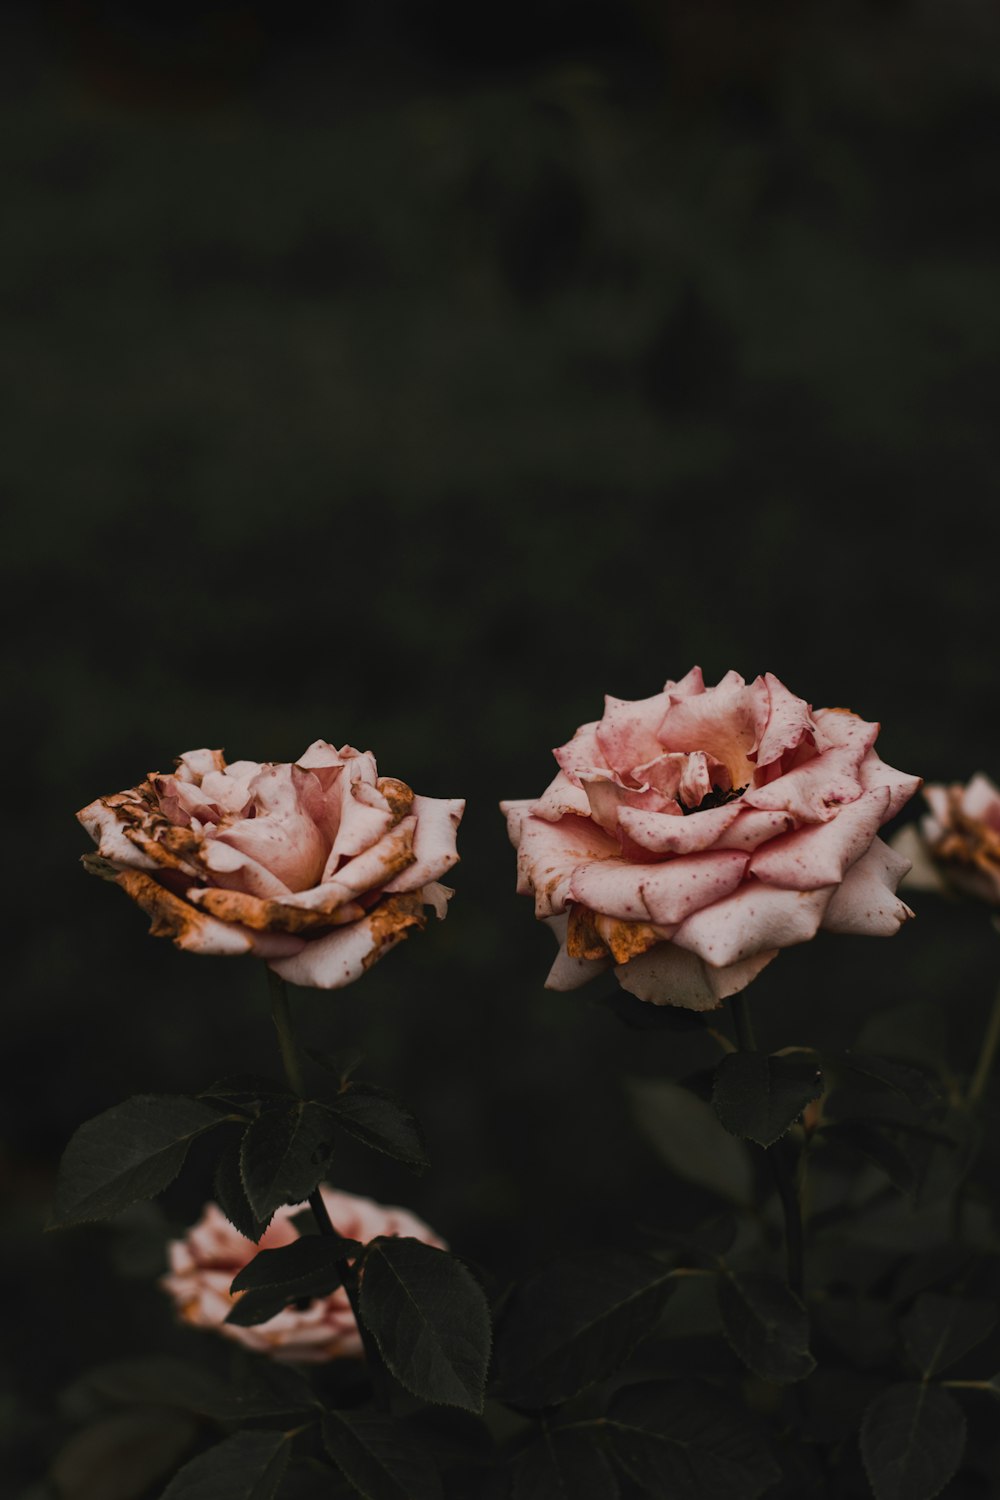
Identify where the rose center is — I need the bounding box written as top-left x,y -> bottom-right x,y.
679,783 -> 748,816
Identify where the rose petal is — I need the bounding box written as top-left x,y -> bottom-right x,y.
268,894 -> 425,989
753,673 -> 816,770
198,839 -> 293,898
553,720 -> 609,785
857,749 -> 922,820
215,764 -> 327,891
541,914 -> 613,991
615,942 -> 779,1011
531,772 -> 593,822
820,838 -> 915,936
112,869 -> 305,957
662,665 -> 707,699
962,773 -> 1000,828
512,814 -> 621,917
499,798 -> 536,851
671,880 -> 835,966
175,748 -> 226,783
891,824 -> 950,894
712,808 -> 797,851
384,797 -> 464,892
618,800 -> 739,855
569,849 -> 749,926
595,691 -> 672,777
77,798 -> 161,873
579,772 -> 675,835
812,708 -> 879,758
742,745 -> 867,824
749,786 -> 891,891
418,881 -> 454,919
657,674 -> 765,789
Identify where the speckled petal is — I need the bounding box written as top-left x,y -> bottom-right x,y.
742,746 -> 867,824
570,850 -> 749,926
671,881 -> 835,967
857,750 -> 922,820
513,814 -> 621,917
269,894 -> 426,989
77,798 -> 161,873
615,942 -> 779,1010
595,691 -> 673,776
553,720 -> 609,784
754,673 -> 816,770
618,801 -> 738,855
112,869 -> 305,958
820,838 -> 914,936
384,797 -> 464,892
749,787 -> 891,890
531,771 -> 593,822
542,914 -> 613,991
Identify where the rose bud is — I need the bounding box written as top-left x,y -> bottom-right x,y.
501,668 -> 920,1011
161,1187 -> 445,1363
893,774 -> 1000,907
77,744 -> 464,988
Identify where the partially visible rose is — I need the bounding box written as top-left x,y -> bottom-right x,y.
161,1187 -> 445,1363
893,774 -> 1000,907
77,744 -> 464,988
501,667 -> 920,1011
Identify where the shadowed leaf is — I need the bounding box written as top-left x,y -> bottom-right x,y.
321,1410 -> 444,1500
712,1053 -> 822,1148
718,1272 -> 815,1384
240,1101 -> 336,1220
861,1383 -> 966,1500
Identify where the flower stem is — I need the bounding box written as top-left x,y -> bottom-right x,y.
967,979 -> 1000,1108
267,969 -> 306,1097
730,993 -> 804,1298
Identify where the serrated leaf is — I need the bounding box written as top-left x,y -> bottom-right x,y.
718,1272 -> 815,1384
629,1079 -> 754,1205
605,1380 -> 781,1499
900,1293 -> 997,1378
240,1101 -> 336,1220
201,1076 -> 295,1109
492,1250 -> 675,1410
512,1426 -> 620,1500
321,1410 -> 443,1500
860,1383 -> 966,1500
160,1429 -> 292,1500
227,1236 -> 357,1327
52,1096 -> 226,1227
50,1409 -> 199,1500
359,1238 -> 492,1413
215,1135 -> 271,1242
712,1053 -> 822,1148
328,1084 -> 428,1170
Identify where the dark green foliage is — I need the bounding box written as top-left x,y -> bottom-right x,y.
326,1083 -> 428,1170
239,1102 -> 336,1220
49,1408 -> 199,1500
51,1096 -> 226,1227
201,1077 -> 296,1110
712,1053 -> 823,1148
491,1250 -> 675,1410
358,1238 -> 492,1413
159,1429 -> 293,1500
67,1355 -> 315,1422
215,1134 -> 272,1242
322,1410 -> 444,1500
629,1078 -> 754,1204
899,1293 -> 997,1378
860,1383 -> 966,1500
227,1236 -> 357,1327
717,1272 -> 815,1384
512,1426 -> 620,1500
604,1380 -> 782,1499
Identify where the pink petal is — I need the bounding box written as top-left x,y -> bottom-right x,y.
662,665 -> 706,699
749,787 -> 890,891
284,818 -> 417,909
812,708 -> 879,758
820,838 -> 915,936
499,798 -> 536,852
198,839 -> 293,898
418,881 -> 454,919
753,673 -> 816,770
199,762 -> 261,816
742,745 -> 866,824
657,674 -> 765,790
542,914 -> 613,991
713,808 -> 797,850
595,691 -> 672,776
384,796 -> 464,893
618,801 -> 739,855
671,880 -> 835,966
513,814 -> 621,917
77,798 -> 161,873
216,764 -> 327,892
323,780 -> 394,873
962,773 -> 1000,829
857,750 -> 922,820
553,720 -> 609,784
570,850 -> 749,925
175,748 -> 226,783
269,895 -> 425,989
580,772 -> 675,835
531,772 -> 593,822
615,942 -> 779,1011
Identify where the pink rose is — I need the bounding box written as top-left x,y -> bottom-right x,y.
77,744 -> 464,988
161,1187 -> 446,1363
893,773 -> 1000,907
501,667 -> 920,1010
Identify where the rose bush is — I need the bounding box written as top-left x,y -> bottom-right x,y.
894,773 -> 1000,907
161,1187 -> 445,1363
77,743 -> 464,988
501,667 -> 920,1009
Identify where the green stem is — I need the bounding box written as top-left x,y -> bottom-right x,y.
265,970 -> 390,1411
967,979 -> 1000,1107
730,993 -> 804,1298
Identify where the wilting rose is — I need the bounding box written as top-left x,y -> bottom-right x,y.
501,668 -> 920,1010
893,774 -> 1000,907
77,744 -> 464,989
161,1187 -> 445,1363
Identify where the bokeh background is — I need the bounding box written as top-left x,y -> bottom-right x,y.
4,0 -> 1000,1488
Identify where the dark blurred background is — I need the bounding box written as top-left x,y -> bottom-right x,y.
3,0 -> 1000,1486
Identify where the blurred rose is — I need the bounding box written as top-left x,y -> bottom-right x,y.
78,743 -> 463,988
893,773 -> 1000,907
501,667 -> 920,1010
161,1187 -> 445,1363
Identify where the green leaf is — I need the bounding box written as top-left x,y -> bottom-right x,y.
491,1250 -> 675,1410
717,1272 -> 815,1384
328,1083 -> 428,1170
604,1380 -> 781,1499
50,1409 -> 199,1500
160,1429 -> 292,1500
629,1079 -> 754,1205
227,1236 -> 357,1327
201,1076 -> 295,1109
321,1410 -> 444,1500
240,1101 -> 336,1220
51,1095 -> 226,1227
359,1238 -> 492,1413
834,1053 -> 939,1110
214,1134 -> 272,1242
860,1383 -> 966,1500
900,1293 -> 997,1378
512,1426 -> 620,1500
712,1053 -> 822,1148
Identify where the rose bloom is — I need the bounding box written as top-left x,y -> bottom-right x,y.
501,668 -> 920,1010
77,744 -> 464,988
893,774 -> 1000,907
161,1187 -> 446,1363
